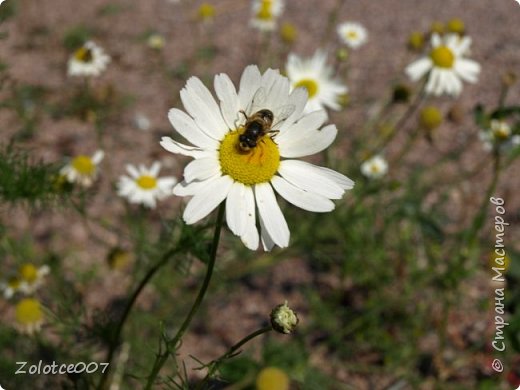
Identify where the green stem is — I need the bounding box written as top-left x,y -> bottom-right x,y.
97,247 -> 180,390
144,203 -> 226,389
196,326 -> 273,390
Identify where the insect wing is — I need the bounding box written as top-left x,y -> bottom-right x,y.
272,104 -> 296,128
247,87 -> 267,114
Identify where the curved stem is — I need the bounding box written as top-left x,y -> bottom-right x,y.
196,326 -> 273,390
144,203 -> 226,390
97,247 -> 180,390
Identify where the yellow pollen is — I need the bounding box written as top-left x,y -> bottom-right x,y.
430,46 -> 455,68
347,30 -> 358,40
72,156 -> 95,175
219,130 -> 280,185
19,264 -> 38,283
370,164 -> 381,174
257,1 -> 273,20
15,298 -> 43,325
294,78 -> 319,98
136,175 -> 158,190
74,47 -> 93,63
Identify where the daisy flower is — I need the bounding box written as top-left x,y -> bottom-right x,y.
337,22 -> 368,49
405,33 -> 480,96
1,276 -> 23,299
286,50 -> 347,113
117,162 -> 177,208
18,263 -> 50,295
68,41 -> 111,78
479,120 -> 520,152
61,150 -> 104,187
15,298 -> 44,335
361,155 -> 388,179
250,0 -> 284,32
160,65 -> 354,250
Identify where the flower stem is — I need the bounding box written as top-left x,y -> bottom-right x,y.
144,203 -> 226,389
196,326 -> 273,389
97,246 -> 180,390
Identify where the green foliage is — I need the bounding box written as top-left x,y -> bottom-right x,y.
0,0 -> 17,23
62,25 -> 93,50
0,144 -> 70,205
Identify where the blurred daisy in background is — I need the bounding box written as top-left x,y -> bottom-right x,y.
68,41 -> 110,77
15,298 -> 44,335
161,65 -> 354,250
61,150 -> 104,187
286,50 -> 347,113
361,155 -> 388,179
405,33 -> 480,96
479,120 -> 520,152
1,263 -> 50,299
147,33 -> 165,50
250,0 -> 284,31
117,162 -> 177,208
256,366 -> 290,390
337,22 -> 368,49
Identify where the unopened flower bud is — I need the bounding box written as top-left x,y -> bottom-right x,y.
270,301 -> 298,334
419,106 -> 443,131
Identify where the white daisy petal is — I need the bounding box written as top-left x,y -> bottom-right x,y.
183,175 -> 233,224
276,109 -> 328,145
279,124 -> 337,158
184,157 -> 221,183
255,183 -> 289,248
238,65 -> 262,109
214,73 -> 240,130
405,58 -> 432,81
226,182 -> 248,236
271,176 -> 334,212
239,186 -> 259,250
168,109 -> 219,149
160,137 -> 206,158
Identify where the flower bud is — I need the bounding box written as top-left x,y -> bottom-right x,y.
270,301 -> 298,334
419,106 -> 443,131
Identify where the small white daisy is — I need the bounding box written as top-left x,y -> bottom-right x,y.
250,0 -> 284,32
161,65 -> 354,251
361,155 -> 388,179
61,150 -> 104,188
479,120 -> 520,152
286,50 -> 348,113
405,33 -> 480,96
1,276 -> 22,299
68,41 -> 111,78
336,22 -> 368,49
117,162 -> 177,208
17,263 -> 50,295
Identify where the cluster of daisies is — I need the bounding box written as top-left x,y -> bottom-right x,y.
1,263 -> 49,334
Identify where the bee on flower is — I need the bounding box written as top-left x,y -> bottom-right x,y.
285,50 -> 348,114
250,0 -> 284,32
68,41 -> 111,78
161,65 -> 354,250
117,162 -> 177,208
405,33 -> 480,96
60,150 -> 104,188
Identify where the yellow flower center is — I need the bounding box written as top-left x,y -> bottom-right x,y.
71,155 -> 95,175
256,367 -> 290,390
19,264 -> 38,283
219,130 -> 280,185
74,47 -> 93,63
257,1 -> 273,20
294,78 -> 319,98
15,298 -> 43,325
347,30 -> 358,40
430,46 -> 455,68
136,175 -> 158,190
198,3 -> 215,20
370,164 -> 381,174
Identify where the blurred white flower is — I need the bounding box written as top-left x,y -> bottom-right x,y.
361,155 -> 388,179
337,22 -> 368,49
117,162 -> 177,208
286,50 -> 348,113
479,120 -> 520,152
406,33 -> 480,96
161,65 -> 354,250
250,0 -> 284,31
68,41 -> 110,77
61,150 -> 104,187
134,113 -> 151,131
